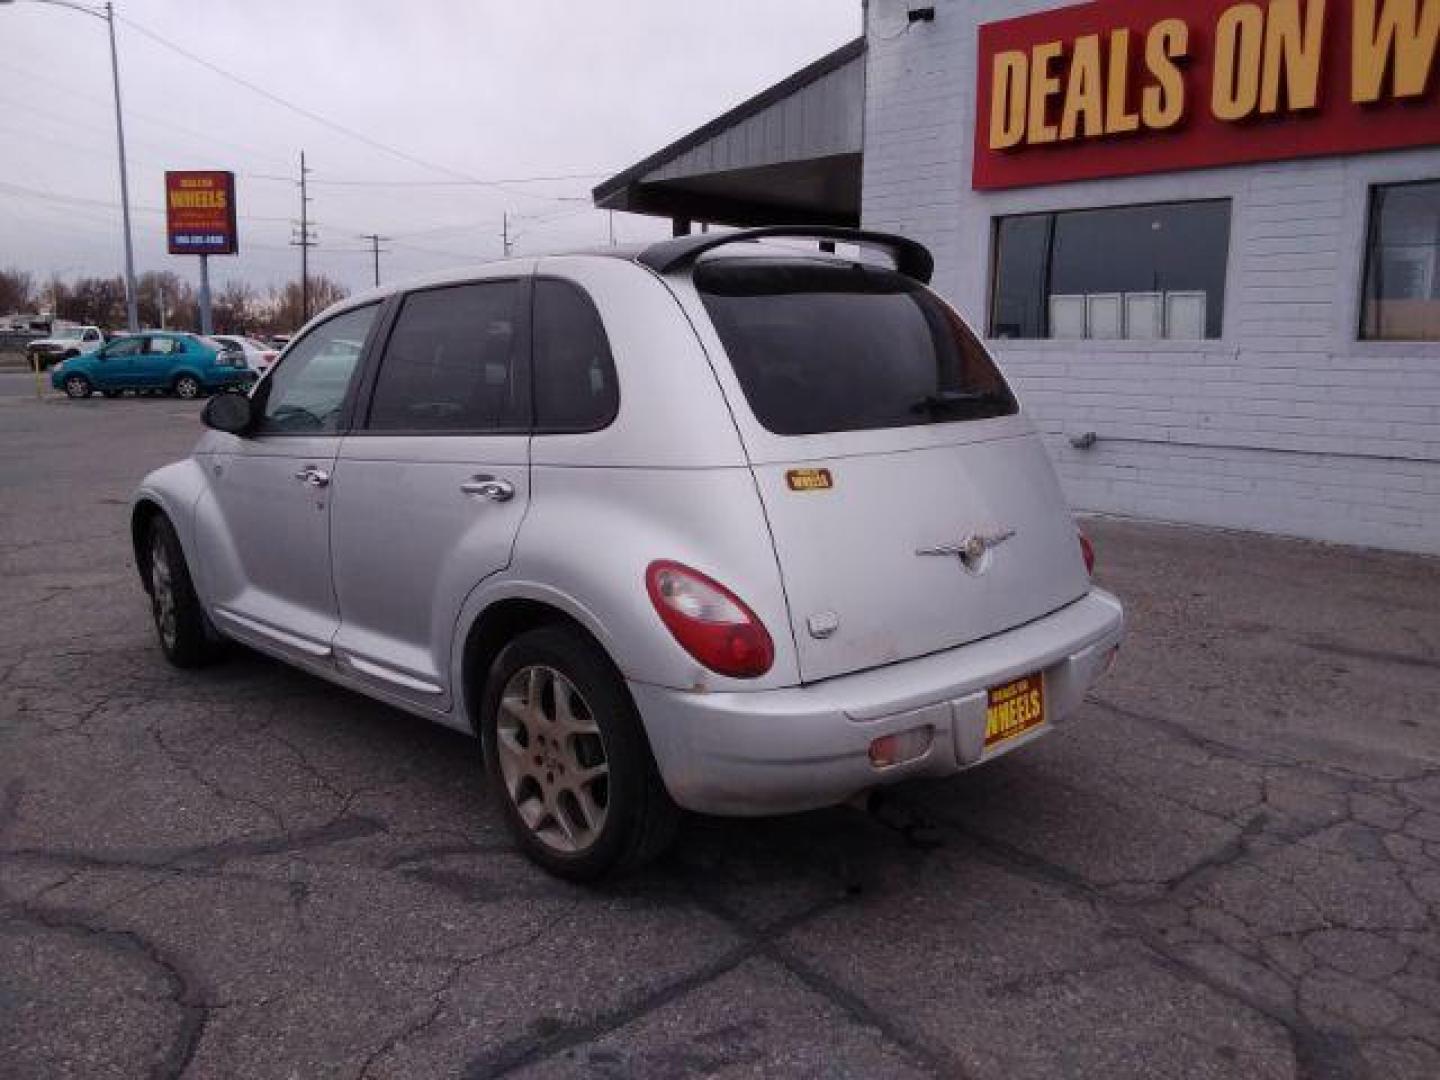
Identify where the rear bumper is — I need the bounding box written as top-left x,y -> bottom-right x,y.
629,588 -> 1124,816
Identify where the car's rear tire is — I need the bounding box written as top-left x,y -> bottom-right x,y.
479,624 -> 679,880
63,375 -> 91,399
145,515 -> 224,668
172,374 -> 202,400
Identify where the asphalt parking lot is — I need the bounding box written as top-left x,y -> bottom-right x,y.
2,372 -> 1438,1080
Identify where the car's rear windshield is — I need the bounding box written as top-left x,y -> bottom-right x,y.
695,259 -> 1017,436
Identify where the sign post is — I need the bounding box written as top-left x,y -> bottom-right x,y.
198,254 -> 213,335
164,170 -> 238,332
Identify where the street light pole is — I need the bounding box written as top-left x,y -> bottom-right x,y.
1,0 -> 140,332
104,2 -> 139,332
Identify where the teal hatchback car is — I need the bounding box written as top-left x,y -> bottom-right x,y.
52,332 -> 256,400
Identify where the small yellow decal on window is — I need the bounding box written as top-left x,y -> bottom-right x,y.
786,468 -> 833,492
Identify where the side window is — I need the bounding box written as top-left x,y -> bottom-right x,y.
83,329 -> 101,343
257,304 -> 380,434
146,337 -> 182,356
533,279 -> 618,431
366,281 -> 525,433
102,338 -> 143,359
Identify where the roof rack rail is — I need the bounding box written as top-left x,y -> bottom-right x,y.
635,226 -> 934,284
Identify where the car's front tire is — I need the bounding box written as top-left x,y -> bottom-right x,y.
480,624 -> 679,880
145,515 -> 224,668
172,374 -> 203,400
62,374 -> 91,399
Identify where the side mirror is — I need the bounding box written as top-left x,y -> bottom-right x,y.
201,392 -> 255,436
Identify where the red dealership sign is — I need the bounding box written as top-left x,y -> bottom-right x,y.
973,0 -> 1440,190
165,170 -> 238,255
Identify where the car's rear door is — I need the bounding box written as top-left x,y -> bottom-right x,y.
192,303 -> 384,661
677,256 -> 1090,684
328,271 -> 533,709
134,335 -> 184,389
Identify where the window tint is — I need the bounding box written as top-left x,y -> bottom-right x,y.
991,200 -> 1231,340
258,303 -> 378,434
367,282 -> 524,432
1361,179 -> 1440,341
83,329 -> 101,342
697,260 -> 1017,436
533,279 -> 618,431
102,338 -> 143,358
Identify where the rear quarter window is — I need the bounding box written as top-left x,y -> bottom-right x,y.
695,260 -> 1017,436
533,279 -> 618,432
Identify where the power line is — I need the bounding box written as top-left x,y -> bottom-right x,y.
304,172 -> 607,189
117,14 -> 514,189
0,58 -> 297,172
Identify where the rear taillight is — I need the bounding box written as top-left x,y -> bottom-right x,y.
645,560 -> 774,679
1079,531 -> 1096,577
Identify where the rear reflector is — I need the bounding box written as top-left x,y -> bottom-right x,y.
646,561 -> 775,679
869,726 -> 934,769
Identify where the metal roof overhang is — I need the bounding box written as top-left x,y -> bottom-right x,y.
593,38 -> 864,228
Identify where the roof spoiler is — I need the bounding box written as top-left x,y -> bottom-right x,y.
636,226 -> 935,285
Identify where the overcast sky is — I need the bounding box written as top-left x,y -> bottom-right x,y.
0,0 -> 859,296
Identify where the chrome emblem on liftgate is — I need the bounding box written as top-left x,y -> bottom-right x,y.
917,529 -> 1017,574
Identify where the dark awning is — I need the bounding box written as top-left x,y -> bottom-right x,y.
593,38 -> 864,228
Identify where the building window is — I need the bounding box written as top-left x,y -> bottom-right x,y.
989,200 -> 1231,341
1361,180 -> 1440,342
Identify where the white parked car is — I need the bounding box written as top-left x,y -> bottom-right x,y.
211,334 -> 279,373
131,228 -> 1124,880
26,324 -> 105,369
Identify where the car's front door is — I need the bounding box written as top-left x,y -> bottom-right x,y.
192,303 -> 384,662
91,336 -> 143,388
329,277 -> 532,708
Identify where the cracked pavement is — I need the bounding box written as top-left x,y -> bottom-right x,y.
2,375 -> 1438,1079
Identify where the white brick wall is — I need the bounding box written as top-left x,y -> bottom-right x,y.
862,0 -> 1440,555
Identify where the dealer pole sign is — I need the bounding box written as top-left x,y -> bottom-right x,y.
164,171 -> 238,334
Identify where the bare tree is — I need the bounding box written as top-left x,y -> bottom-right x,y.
256,276 -> 349,335
0,268 -> 34,315
137,272 -> 194,330
66,277 -> 127,328
213,280 -> 257,333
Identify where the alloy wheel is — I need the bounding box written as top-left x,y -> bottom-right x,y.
64,376 -> 88,398
175,376 -> 200,399
149,535 -> 178,650
495,664 -> 610,854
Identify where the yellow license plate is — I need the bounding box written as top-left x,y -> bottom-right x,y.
985,672 -> 1045,749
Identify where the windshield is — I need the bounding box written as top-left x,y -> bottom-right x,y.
52,328 -> 83,341
695,259 -> 1017,436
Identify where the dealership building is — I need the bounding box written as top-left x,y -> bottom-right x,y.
596,0 -> 1440,555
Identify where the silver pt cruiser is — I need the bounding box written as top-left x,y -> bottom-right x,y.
133,227 -> 1124,879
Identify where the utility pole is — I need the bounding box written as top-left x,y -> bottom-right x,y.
361,233 -> 390,288
0,1 -> 139,331
290,150 -> 316,325
502,212 -> 512,257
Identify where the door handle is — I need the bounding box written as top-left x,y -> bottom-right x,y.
293,465 -> 330,488
460,475 -> 515,502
